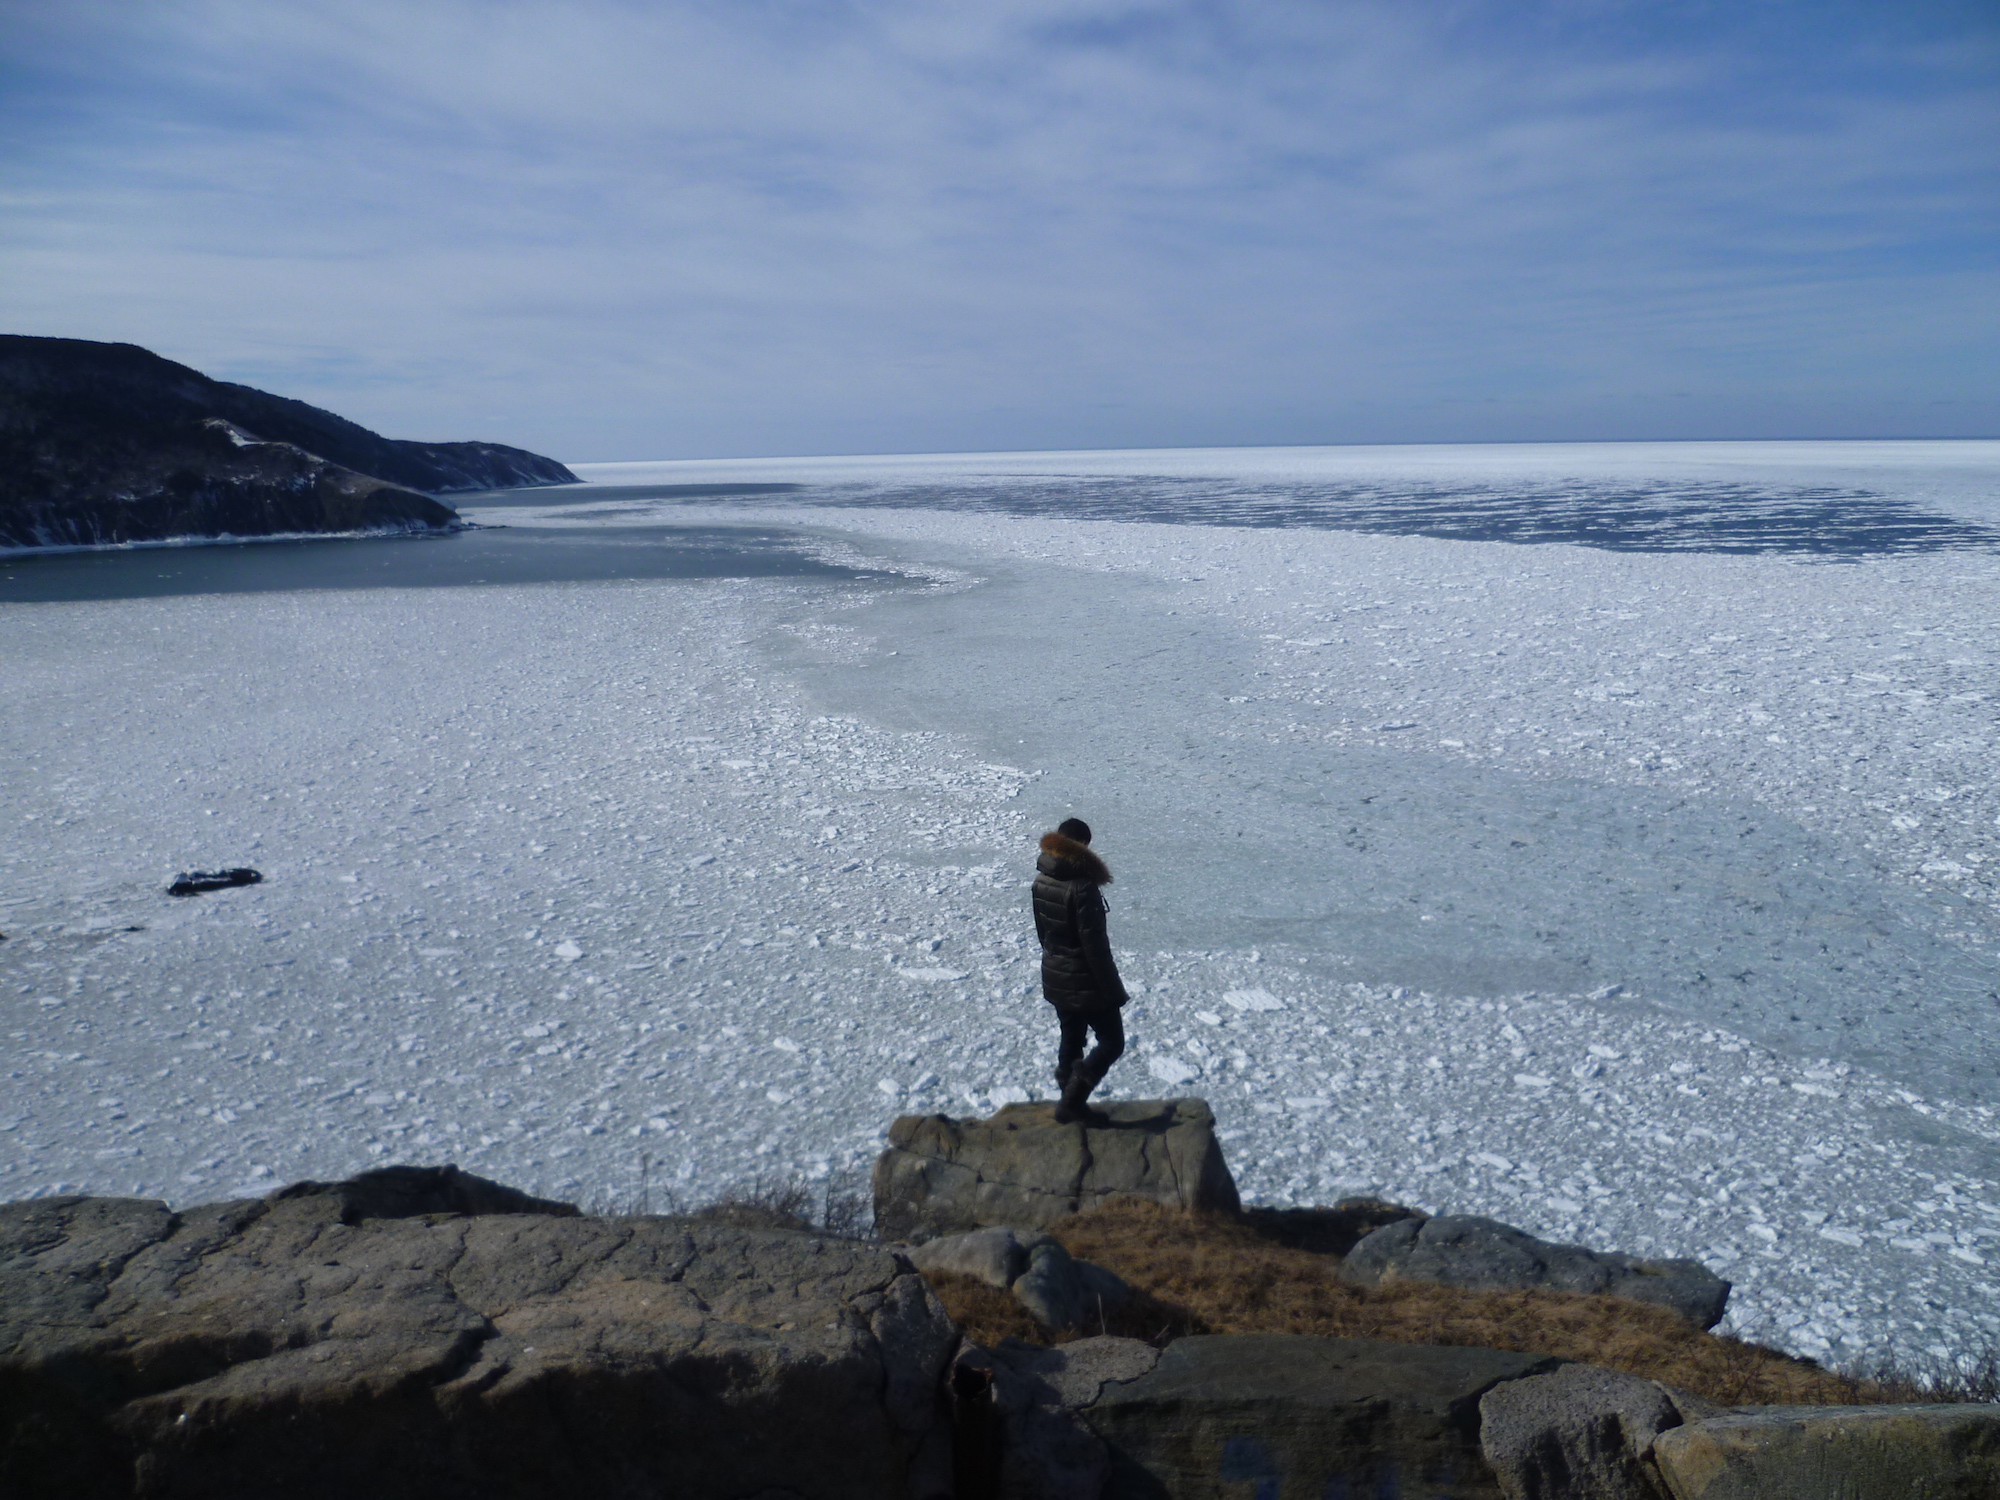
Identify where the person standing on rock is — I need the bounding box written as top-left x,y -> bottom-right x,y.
1033,818 -> 1128,1125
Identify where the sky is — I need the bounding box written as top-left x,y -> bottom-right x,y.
1,1 -> 1996,459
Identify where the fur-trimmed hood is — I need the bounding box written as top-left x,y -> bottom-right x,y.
1038,830 -> 1111,885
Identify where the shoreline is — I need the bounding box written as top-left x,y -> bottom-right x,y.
0,518 -> 463,561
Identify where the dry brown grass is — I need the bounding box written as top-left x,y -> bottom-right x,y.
923,1265 -> 1203,1350
919,1198 -> 1920,1408
922,1271 -> 1049,1347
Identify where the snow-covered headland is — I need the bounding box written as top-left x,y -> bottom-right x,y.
3,440 -> 1997,1371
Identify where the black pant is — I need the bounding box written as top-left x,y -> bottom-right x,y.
1057,1007 -> 1125,1088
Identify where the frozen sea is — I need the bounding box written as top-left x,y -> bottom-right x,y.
4,439 -> 1999,1371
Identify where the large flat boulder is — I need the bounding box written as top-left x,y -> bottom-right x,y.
1650,1404 -> 2000,1499
1479,1362 -> 1722,1500
1341,1215 -> 1731,1329
874,1098 -> 1241,1243
1083,1333 -> 1561,1498
0,1168 -> 957,1500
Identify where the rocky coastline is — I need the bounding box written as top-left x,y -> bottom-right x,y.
2,1106 -> 1994,1499
0,335 -> 576,551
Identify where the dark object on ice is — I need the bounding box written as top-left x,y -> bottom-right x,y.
272,1161 -> 580,1223
0,335 -> 577,550
1341,1212 -> 1733,1329
1033,821 -> 1127,1124
167,866 -> 262,896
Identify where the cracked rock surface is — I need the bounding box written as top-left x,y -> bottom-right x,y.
0,1166 -> 956,1500
873,1098 -> 1241,1243
1479,1362 -> 1722,1500
1649,1404 -> 2000,1500
955,1332 -> 1560,1500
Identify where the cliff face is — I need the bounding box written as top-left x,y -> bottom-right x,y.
0,336 -> 578,549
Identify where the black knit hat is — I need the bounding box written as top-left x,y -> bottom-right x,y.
1057,818 -> 1092,844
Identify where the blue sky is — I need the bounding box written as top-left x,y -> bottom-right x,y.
2,1 -> 1995,458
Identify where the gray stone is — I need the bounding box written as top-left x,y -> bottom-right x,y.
0,1194 -> 178,1335
1082,1333 -> 1561,1498
873,1097 -> 1241,1243
0,1171 -> 958,1500
1480,1363 -> 1718,1499
906,1225 -> 1037,1289
905,1226 -> 1134,1332
1650,1403 -> 2000,1499
953,1336 -> 1161,1500
1342,1215 -> 1732,1329
1011,1240 -> 1133,1333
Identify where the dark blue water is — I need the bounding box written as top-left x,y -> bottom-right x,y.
0,522 -> 889,604
774,474 -> 2000,556
8,457 -> 1996,605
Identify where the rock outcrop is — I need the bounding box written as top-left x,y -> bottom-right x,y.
1342,1214 -> 1732,1329
1649,1403 -> 2000,1499
873,1098 -> 1241,1243
906,1225 -> 1133,1331
1088,1335 -> 1565,1498
8,1153 -> 1987,1500
0,335 -> 576,550
951,1332 -> 2000,1500
1479,1363 -> 1722,1500
0,1167 -> 956,1500
954,1332 -> 1563,1499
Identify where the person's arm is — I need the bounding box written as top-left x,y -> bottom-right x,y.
1032,883 -> 1057,951
1072,885 -> 1128,1004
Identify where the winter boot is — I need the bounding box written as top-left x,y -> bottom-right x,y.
1052,1069 -> 1108,1128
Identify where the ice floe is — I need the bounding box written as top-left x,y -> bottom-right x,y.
4,440 -> 1999,1371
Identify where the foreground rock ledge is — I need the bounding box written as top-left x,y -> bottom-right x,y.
0,1168 -> 955,1500
10,1165 -> 2000,1500
874,1098 -> 1242,1243
1087,1333 -> 1558,1500
1650,1403 -> 2000,1499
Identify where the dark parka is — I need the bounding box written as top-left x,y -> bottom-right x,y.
1032,831 -> 1128,1012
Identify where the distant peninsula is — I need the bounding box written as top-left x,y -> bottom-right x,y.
0,335 -> 577,551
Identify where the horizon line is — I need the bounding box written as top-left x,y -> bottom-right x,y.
561,434 -> 2000,468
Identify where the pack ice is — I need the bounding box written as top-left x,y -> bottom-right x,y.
4,439 -> 1998,1374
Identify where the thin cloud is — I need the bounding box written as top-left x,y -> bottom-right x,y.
0,0 -> 1993,454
